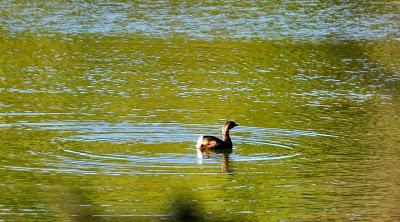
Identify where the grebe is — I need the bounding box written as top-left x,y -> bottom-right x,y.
196,121 -> 238,151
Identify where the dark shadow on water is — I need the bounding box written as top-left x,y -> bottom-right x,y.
166,194 -> 205,222
47,185 -> 103,222
165,192 -> 240,222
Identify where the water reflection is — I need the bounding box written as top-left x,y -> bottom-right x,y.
2,1 -> 398,40
197,148 -> 232,173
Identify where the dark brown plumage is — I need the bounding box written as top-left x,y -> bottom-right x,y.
196,121 -> 238,151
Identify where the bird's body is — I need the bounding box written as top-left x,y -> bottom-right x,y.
196,121 -> 238,151
197,135 -> 227,149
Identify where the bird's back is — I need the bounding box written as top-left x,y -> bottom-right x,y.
197,135 -> 227,150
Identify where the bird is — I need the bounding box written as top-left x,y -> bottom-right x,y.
196,121 -> 238,151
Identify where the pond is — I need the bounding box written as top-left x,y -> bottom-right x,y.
0,1 -> 399,221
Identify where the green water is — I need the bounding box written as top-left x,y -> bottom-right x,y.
1,1 -> 400,221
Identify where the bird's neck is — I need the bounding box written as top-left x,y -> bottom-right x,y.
222,129 -> 232,144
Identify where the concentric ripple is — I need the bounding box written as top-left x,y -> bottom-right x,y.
5,121 -> 332,148
1,120 -> 333,175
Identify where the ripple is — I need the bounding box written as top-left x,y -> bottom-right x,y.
25,148 -> 300,176
61,149 -> 300,165
1,120 -> 329,175
4,121 -> 333,149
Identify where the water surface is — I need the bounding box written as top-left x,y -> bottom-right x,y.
1,0 -> 400,221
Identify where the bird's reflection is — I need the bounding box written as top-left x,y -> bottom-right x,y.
197,148 -> 233,173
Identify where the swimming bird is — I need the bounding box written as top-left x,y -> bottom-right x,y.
196,121 -> 238,151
